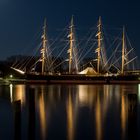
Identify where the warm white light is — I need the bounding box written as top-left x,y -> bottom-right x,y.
15,85 -> 25,103
78,85 -> 88,105
10,74 -> 13,78
11,67 -> 25,74
9,84 -> 13,102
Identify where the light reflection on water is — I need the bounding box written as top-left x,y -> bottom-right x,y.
10,84 -> 26,105
38,86 -> 47,140
0,84 -> 139,140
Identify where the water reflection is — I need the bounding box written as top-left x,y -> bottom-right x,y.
121,85 -> 138,140
0,84 -> 139,140
66,88 -> 74,140
78,85 -> 97,107
38,86 -> 47,140
9,84 -> 26,105
95,90 -> 102,140
10,84 -> 13,102
121,86 -> 128,139
9,84 -> 26,140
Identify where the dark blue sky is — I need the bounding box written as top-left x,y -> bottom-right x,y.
0,0 -> 140,60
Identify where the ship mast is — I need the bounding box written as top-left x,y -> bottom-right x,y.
41,19 -> 47,75
96,16 -> 102,74
68,16 -> 74,74
121,26 -> 125,75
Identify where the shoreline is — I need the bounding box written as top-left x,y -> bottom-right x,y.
1,79 -> 140,85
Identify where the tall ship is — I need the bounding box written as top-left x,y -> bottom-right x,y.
10,17 -> 140,84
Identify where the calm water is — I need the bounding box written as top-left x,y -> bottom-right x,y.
0,84 -> 140,140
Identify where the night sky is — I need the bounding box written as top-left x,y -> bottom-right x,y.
0,0 -> 140,60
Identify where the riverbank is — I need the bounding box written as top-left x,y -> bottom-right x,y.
4,78 -> 140,85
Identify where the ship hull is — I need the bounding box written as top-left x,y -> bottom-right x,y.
9,74 -> 140,84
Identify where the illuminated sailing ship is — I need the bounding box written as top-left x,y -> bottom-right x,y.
10,17 -> 140,83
